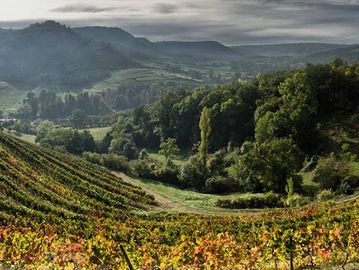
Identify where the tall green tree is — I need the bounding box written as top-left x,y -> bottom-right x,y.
230,138 -> 303,193
199,107 -> 211,172
159,137 -> 179,166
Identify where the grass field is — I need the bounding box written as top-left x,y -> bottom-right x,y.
84,68 -> 199,93
81,126 -> 111,142
17,133 -> 36,144
115,172 -> 272,215
0,82 -> 26,115
148,152 -> 187,166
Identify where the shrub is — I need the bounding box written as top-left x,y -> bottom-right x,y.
340,143 -> 358,162
101,153 -> 130,172
205,176 -> 233,194
337,180 -> 351,195
133,158 -> 181,186
82,152 -> 130,172
153,165 -> 181,186
284,193 -> 310,208
109,138 -> 138,160
138,149 -> 149,160
208,149 -> 228,177
122,141 -> 138,160
344,175 -> 359,190
133,159 -> 158,179
82,152 -> 102,165
216,193 -> 283,209
38,129 -> 96,155
312,154 -> 349,189
229,138 -> 303,194
316,189 -> 335,202
179,155 -> 207,189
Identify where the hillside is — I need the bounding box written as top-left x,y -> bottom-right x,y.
307,44 -> 359,63
0,21 -> 358,104
1,84 -> 359,268
0,82 -> 25,114
0,21 -> 138,90
1,21 -> 359,119
155,41 -> 235,59
233,43 -> 346,57
73,26 -> 161,60
0,131 -> 156,221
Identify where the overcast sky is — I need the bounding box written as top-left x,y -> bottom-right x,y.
0,0 -> 358,45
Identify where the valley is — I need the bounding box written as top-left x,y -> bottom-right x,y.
1,21 -> 359,118
0,17 -> 359,270
0,131 -> 358,270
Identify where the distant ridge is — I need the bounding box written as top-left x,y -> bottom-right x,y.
0,20 -> 357,91
155,41 -> 235,57
0,21 -> 138,90
24,20 -> 72,33
232,43 -> 347,57
306,44 -> 359,63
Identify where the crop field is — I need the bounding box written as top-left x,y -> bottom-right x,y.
0,131 -> 358,269
0,131 -> 156,217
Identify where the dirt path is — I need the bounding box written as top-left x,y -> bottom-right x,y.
113,172 -> 190,212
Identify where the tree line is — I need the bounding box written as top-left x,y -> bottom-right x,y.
105,60 -> 359,195
12,82 -> 193,123
9,61 -> 358,198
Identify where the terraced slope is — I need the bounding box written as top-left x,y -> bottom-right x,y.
0,131 -> 156,222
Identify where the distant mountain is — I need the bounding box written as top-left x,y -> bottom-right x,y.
155,41 -> 236,59
0,20 -> 358,93
0,21 -> 138,90
306,44 -> 359,63
73,26 -> 162,60
233,43 -> 347,57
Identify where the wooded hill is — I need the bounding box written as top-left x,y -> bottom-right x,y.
1,20 -> 358,91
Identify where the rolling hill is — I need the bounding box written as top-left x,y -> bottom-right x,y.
73,26 -> 161,60
0,131 -> 156,222
0,21 -> 138,90
155,41 -> 235,59
0,125 -> 358,269
233,43 -> 346,57
0,21 -> 357,94
0,82 -> 26,114
307,44 -> 359,63
1,21 -> 359,117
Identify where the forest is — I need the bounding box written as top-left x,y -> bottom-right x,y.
4,61 -> 358,209
89,61 -> 359,199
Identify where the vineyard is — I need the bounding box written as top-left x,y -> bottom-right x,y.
0,131 -> 156,220
0,131 -> 358,269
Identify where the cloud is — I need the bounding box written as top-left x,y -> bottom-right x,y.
262,0 -> 359,11
153,3 -> 178,14
1,0 -> 359,45
52,4 -> 116,13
